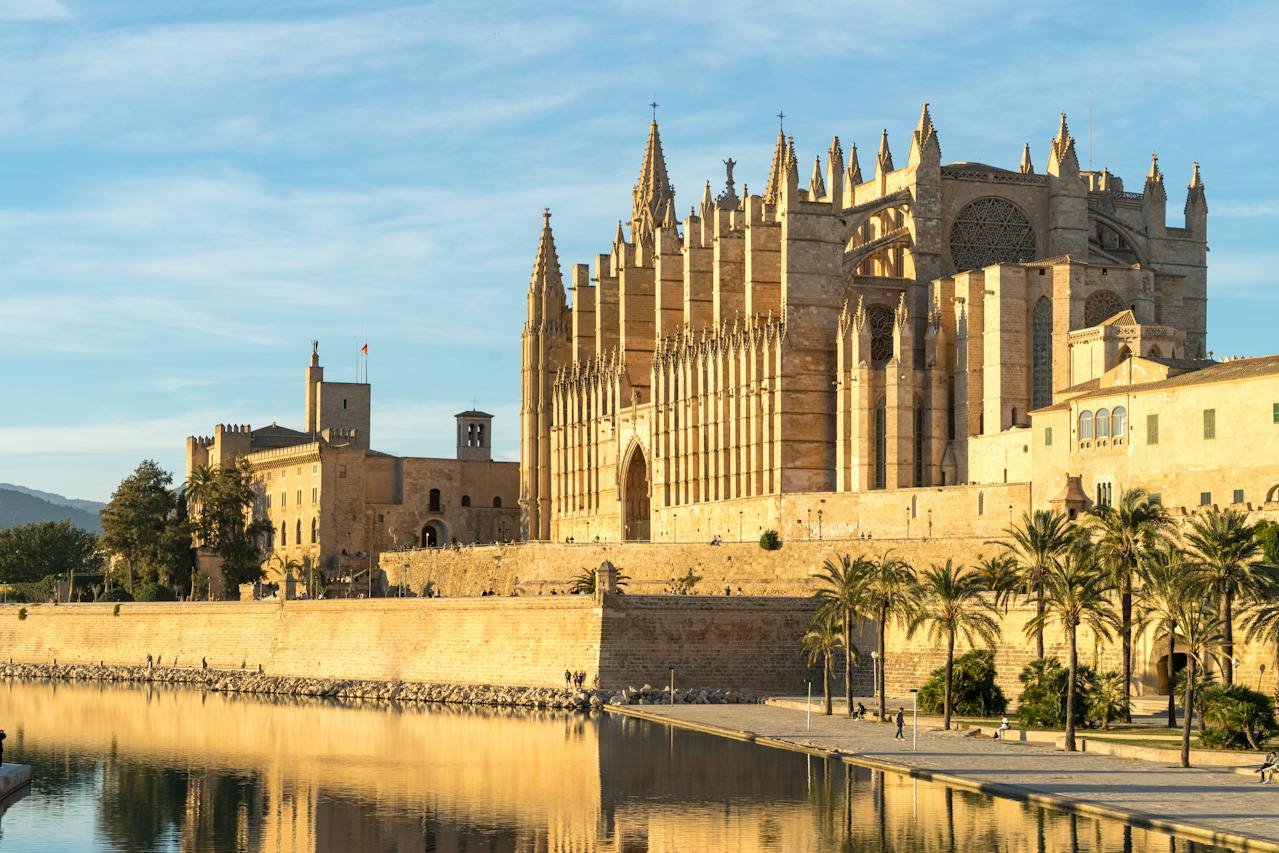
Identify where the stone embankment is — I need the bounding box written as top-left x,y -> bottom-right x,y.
0,663 -> 761,711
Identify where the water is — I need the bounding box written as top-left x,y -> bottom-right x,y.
0,679 -> 1230,852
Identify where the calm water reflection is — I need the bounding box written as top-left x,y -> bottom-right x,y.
0,679 -> 1229,852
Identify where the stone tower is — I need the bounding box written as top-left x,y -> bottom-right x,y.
456,410 -> 493,462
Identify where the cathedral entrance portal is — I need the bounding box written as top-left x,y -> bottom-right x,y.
622,447 -> 651,541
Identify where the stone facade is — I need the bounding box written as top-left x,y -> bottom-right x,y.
520,104 -> 1208,543
184,343 -> 519,589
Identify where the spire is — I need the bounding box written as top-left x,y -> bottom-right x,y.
1048,112 -> 1079,175
662,196 -> 677,228
700,180 -> 714,218
764,129 -> 787,205
826,136 -> 844,204
847,142 -> 863,185
613,219 -> 626,248
876,129 -> 894,175
1185,160 -> 1207,220
530,208 -> 562,293
1144,151 -> 1166,202
809,155 -> 825,200
631,119 -> 675,244
1019,142 -> 1034,175
1189,159 -> 1203,191
909,101 -> 939,164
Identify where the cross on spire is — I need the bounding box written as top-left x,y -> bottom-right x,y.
777,108 -> 786,132
650,99 -> 659,122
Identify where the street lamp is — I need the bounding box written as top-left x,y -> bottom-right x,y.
871,651 -> 879,707
927,508 -> 933,539
905,507 -> 910,539
817,508 -> 824,541
909,688 -> 919,750
738,509 -> 743,542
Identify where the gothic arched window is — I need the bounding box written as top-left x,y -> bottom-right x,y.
869,304 -> 896,364
874,398 -> 887,489
948,197 -> 1038,272
1032,297 -> 1053,409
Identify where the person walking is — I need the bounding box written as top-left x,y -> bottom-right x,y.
564,669 -> 572,688
0,728 -> 6,766
895,708 -> 905,740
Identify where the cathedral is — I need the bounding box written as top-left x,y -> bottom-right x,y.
520,104 -> 1209,543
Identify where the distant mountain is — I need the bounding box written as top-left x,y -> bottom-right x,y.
0,483 -> 105,515
0,486 -> 102,532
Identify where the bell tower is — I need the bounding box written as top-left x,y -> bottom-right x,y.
456,410 -> 493,462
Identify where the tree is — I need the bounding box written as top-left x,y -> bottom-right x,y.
858,551 -> 919,721
1185,507 -> 1266,684
1024,546 -> 1118,752
0,520 -> 100,584
100,460 -> 190,592
1169,588 -> 1225,767
908,560 -> 1001,730
1240,574 -> 1279,705
974,553 -> 1021,614
1136,543 -> 1200,728
186,460 -> 273,597
814,553 -> 872,718
1086,487 -> 1169,722
801,609 -> 845,716
992,510 -> 1075,660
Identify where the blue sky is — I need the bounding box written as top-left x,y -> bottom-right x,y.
2,1 -> 1276,501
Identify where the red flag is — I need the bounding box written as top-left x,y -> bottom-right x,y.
360,343 -> 368,355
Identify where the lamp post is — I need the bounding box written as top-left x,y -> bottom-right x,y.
673,512 -> 678,544
905,507 -> 910,539
817,509 -> 824,541
738,509 -> 743,543
1008,503 -> 1014,523
910,688 -> 919,751
871,651 -> 879,706
927,508 -> 933,539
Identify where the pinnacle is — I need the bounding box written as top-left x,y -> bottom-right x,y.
877,129 -> 894,173
613,220 -> 626,246
809,155 -> 825,199
916,102 -> 934,136
1148,152 -> 1162,181
764,128 -> 787,205
1019,143 -> 1034,175
1189,160 -> 1203,189
847,142 -> 862,185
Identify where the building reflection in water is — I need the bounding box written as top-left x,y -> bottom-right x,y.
0,680 -> 1226,852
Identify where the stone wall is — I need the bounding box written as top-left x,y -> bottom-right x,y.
0,596 -> 828,693
381,535 -> 1011,597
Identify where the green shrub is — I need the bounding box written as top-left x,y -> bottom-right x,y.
134,582 -> 177,602
1084,670 -> 1131,730
17,607 -> 27,621
1198,683 -> 1279,750
1015,657 -> 1094,729
665,568 -> 702,595
98,587 -> 134,603
917,649 -> 1007,717
759,530 -> 782,551
112,604 -> 121,617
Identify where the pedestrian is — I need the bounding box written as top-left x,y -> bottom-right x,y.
1258,751 -> 1278,784
0,728 -> 5,766
996,715 -> 1010,740
201,657 -> 208,670
564,669 -> 572,688
895,708 -> 905,740
146,654 -> 153,670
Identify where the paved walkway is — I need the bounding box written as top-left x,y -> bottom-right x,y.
605,702 -> 1279,851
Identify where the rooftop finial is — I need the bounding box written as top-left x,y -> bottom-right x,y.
650,99 -> 659,123
777,107 -> 785,132
1019,142 -> 1034,174
1189,160 -> 1203,189
1148,152 -> 1161,180
542,207 -> 551,225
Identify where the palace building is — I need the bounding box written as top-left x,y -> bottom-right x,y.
186,343 -> 519,587
516,104 -> 1277,544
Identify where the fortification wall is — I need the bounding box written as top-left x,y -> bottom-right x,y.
381,536 -> 1008,597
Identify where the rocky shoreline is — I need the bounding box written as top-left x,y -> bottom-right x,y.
0,662 -> 762,711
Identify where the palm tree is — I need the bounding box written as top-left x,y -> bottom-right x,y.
814,554 -> 872,718
908,560 -> 1001,730
1136,544 -> 1201,728
1024,546 -> 1118,752
1087,487 -> 1169,722
859,551 -> 919,721
1170,589 -> 1225,767
975,553 -> 1021,614
1185,507 -> 1264,684
801,609 -> 845,716
992,510 -> 1075,660
1240,574 -> 1279,705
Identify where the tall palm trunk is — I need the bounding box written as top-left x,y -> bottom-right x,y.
1121,572 -> 1133,723
1035,583 -> 1045,659
843,608 -> 853,718
1166,623 -> 1177,728
823,651 -> 833,716
1064,624 -> 1078,752
1181,657 -> 1196,768
1222,590 -> 1235,684
877,605 -> 888,721
943,629 -> 955,730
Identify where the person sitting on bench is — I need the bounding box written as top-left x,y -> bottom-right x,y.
1257,751 -> 1277,783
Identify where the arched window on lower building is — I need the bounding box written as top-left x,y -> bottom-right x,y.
461,495 -> 471,507
493,496 -> 503,508
1095,408 -> 1111,439
1111,406 -> 1127,438
429,488 -> 441,512
1079,411 -> 1093,440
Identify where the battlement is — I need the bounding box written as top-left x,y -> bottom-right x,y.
215,423 -> 252,435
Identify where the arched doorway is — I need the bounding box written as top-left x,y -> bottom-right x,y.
622,446 -> 650,541
421,520 -> 447,548
1149,635 -> 1187,695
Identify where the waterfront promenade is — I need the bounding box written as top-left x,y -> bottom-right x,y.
606,702 -> 1279,851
